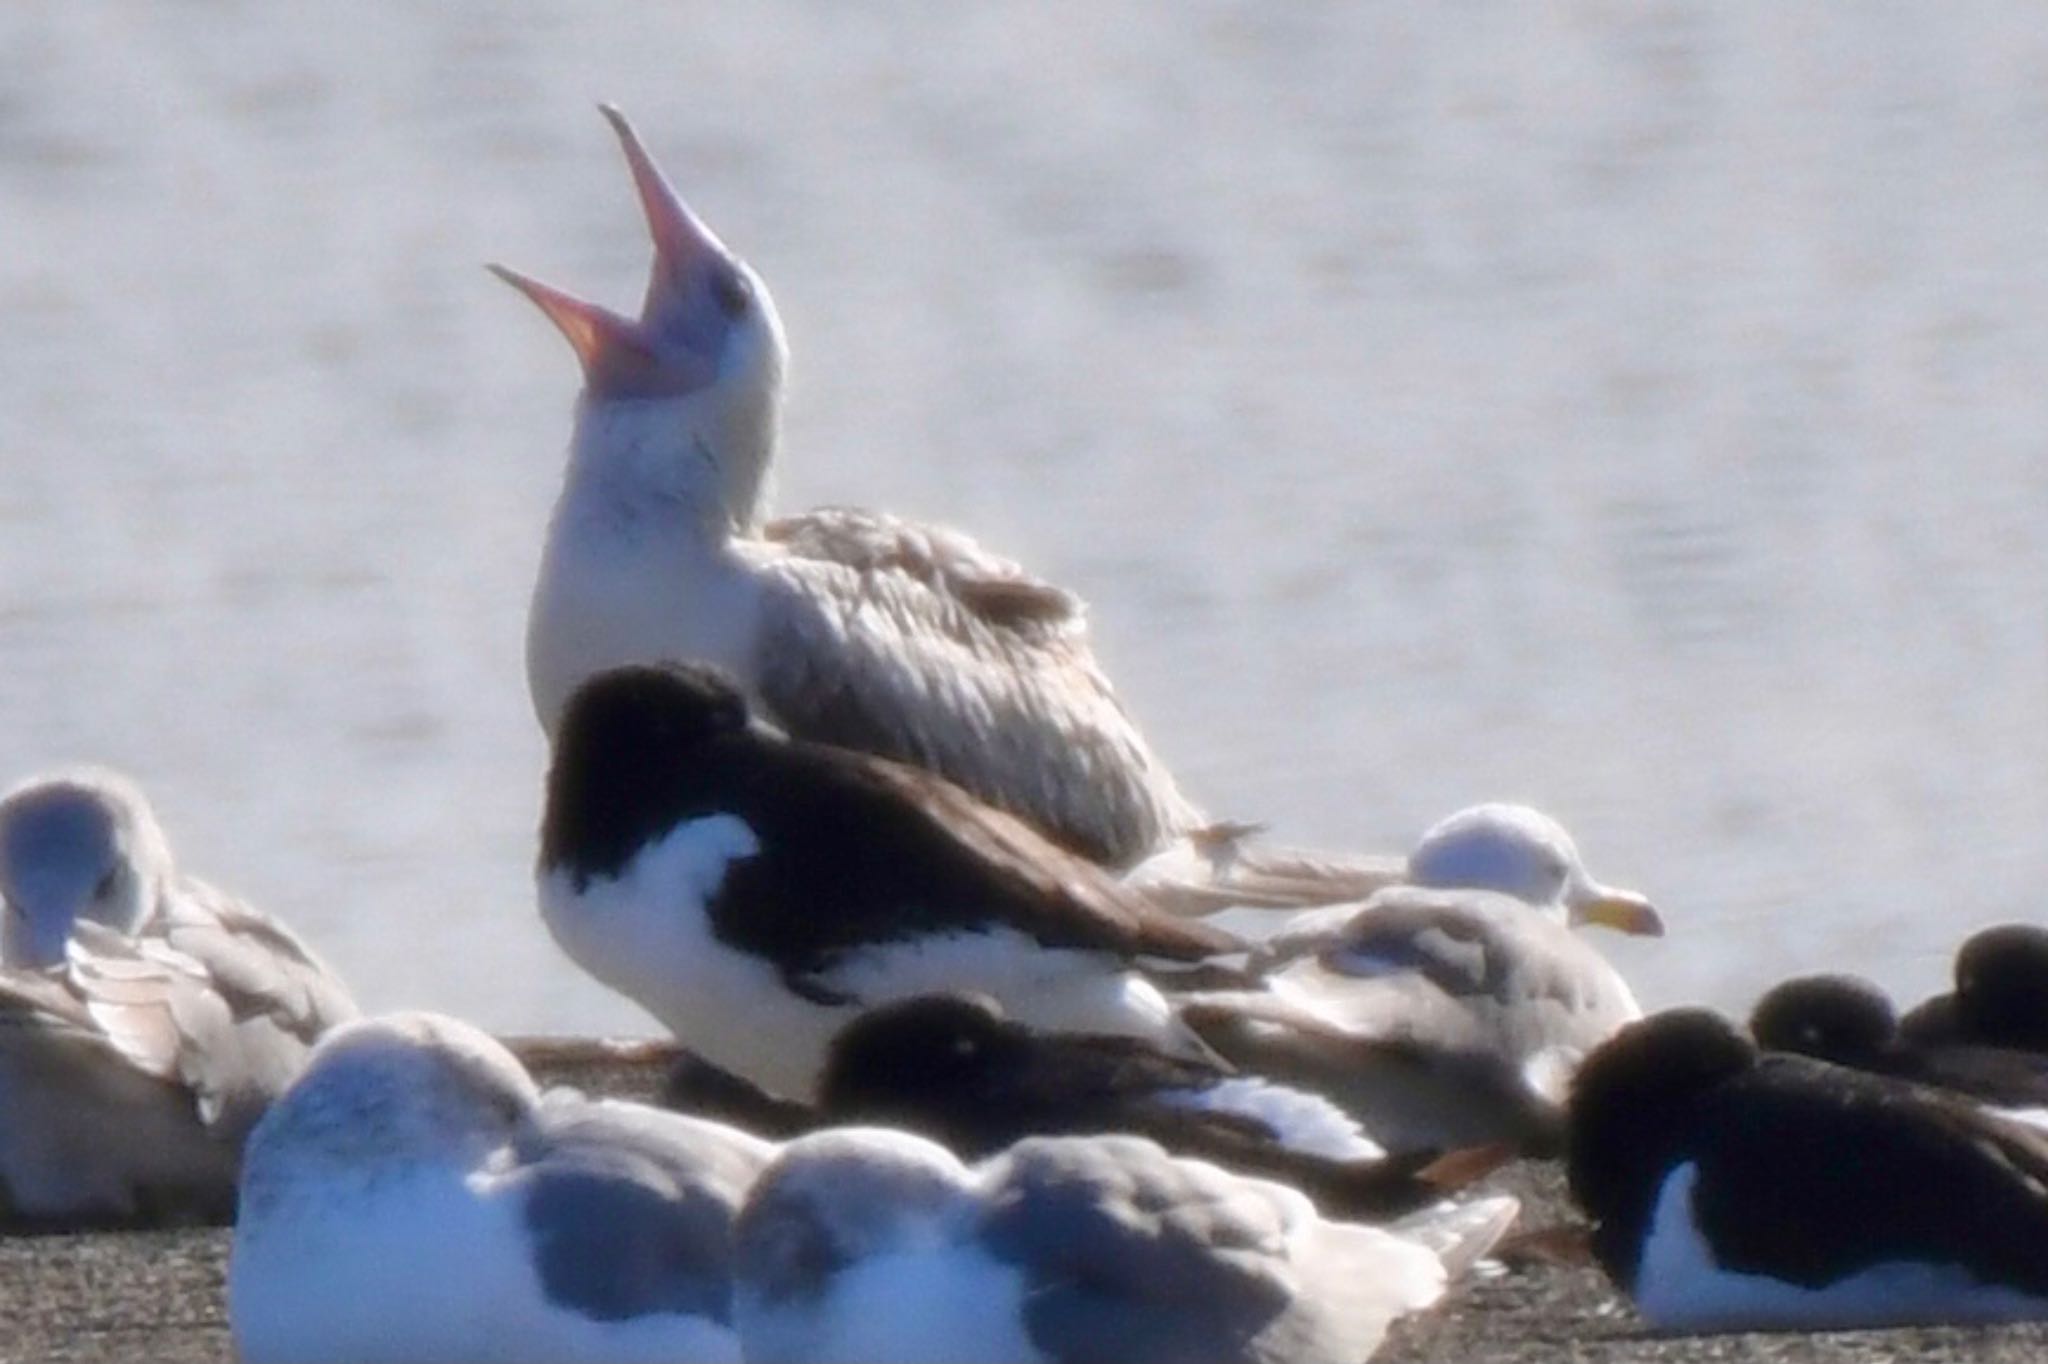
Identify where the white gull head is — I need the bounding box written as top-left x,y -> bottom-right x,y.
0,769 -> 174,968
239,1013 -> 539,1198
1405,803 -> 1662,936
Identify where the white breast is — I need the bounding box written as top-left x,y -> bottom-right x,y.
737,1239 -> 1047,1364
527,492 -> 763,734
1633,1161 -> 2048,1331
538,815 -> 856,1100
824,929 -> 1194,1057
232,1160 -> 740,1364
1157,1077 -> 1385,1161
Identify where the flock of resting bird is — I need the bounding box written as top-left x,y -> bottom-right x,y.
6,104 -> 2048,1363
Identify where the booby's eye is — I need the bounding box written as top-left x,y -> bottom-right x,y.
709,264 -> 752,318
949,1035 -> 979,1059
93,868 -> 118,900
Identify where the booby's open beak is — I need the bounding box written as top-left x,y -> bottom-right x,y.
489,263 -> 709,399
490,263 -> 673,396
1572,888 -> 1665,938
598,104 -> 736,323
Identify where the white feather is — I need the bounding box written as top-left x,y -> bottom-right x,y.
1633,1162 -> 2048,1331
541,818 -> 1199,1099
738,1241 -> 1045,1364
232,1159 -> 739,1364
1158,1077 -> 1385,1161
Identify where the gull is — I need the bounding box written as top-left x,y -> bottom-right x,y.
1899,923 -> 2048,1050
0,769 -> 355,1224
1569,1008 -> 2048,1332
1176,803 -> 1661,1153
732,1125 -> 1518,1364
494,104 -> 1408,903
1749,971 -> 2048,1129
538,664 -> 1240,1101
230,1010 -> 775,1364
664,992 -> 1512,1219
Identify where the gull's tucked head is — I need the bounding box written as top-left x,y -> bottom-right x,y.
1407,804 -> 1664,937
819,993 -> 1024,1119
492,104 -> 787,529
242,1012 -> 540,1206
0,769 -> 172,968
736,1128 -> 973,1311
1748,973 -> 1897,1063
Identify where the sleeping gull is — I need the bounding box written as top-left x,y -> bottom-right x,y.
494,104 -> 1413,905
811,993 -> 1514,1218
230,1010 -> 775,1364
1569,1008 -> 2048,1331
538,663 -> 1239,1101
1177,803 -> 1660,1153
1898,923 -> 2048,1050
0,769 -> 356,1224
733,1126 -> 1518,1364
663,992 -> 1510,1218
1750,971 -> 2048,1128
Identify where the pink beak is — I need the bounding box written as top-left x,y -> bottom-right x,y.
597,104 -> 734,326
490,104 -> 735,398
488,263 -> 693,397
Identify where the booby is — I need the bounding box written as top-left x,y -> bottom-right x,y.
1176,803 -> 1661,1153
1569,1008 -> 2048,1332
665,992 -> 1510,1220
537,664 -> 1240,1101
1750,971 -> 2048,1126
230,1010 -> 774,1364
0,769 -> 357,1225
1899,923 -> 2048,1051
495,105 -> 1414,902
732,1126 -> 1518,1364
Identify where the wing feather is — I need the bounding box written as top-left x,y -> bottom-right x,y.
745,513 -> 1197,868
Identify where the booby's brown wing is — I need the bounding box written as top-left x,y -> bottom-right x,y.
745,514 -> 1200,869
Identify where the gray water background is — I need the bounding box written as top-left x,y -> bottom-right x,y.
3,3 -> 2045,1035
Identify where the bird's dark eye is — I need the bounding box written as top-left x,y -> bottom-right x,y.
949,1036 -> 979,1059
709,264 -> 752,318
94,869 -> 118,900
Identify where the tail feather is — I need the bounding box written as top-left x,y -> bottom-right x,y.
1123,825 -> 1405,917
1389,1193 -> 1521,1279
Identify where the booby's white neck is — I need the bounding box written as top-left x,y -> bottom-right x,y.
527,392 -> 776,733
558,392 -> 773,539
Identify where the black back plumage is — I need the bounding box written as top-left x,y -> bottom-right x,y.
1752,972 -> 2048,1113
540,663 -> 751,883
543,665 -> 1237,989
659,1049 -> 815,1140
812,994 -> 1480,1218
1570,1008 -> 2048,1299
1900,924 -> 2048,1051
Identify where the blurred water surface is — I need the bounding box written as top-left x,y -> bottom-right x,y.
2,3 -> 2045,1033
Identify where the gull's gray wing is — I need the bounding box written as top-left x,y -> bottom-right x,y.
511,1090 -> 775,1324
977,1134 -> 1453,1364
156,879 -> 358,1043
66,882 -> 357,1144
1181,887 -> 1642,1152
0,962 -> 239,1224
1283,887 -> 1643,1058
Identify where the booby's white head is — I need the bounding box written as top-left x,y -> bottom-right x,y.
1407,803 -> 1663,936
0,768 -> 173,968
493,105 -> 787,532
